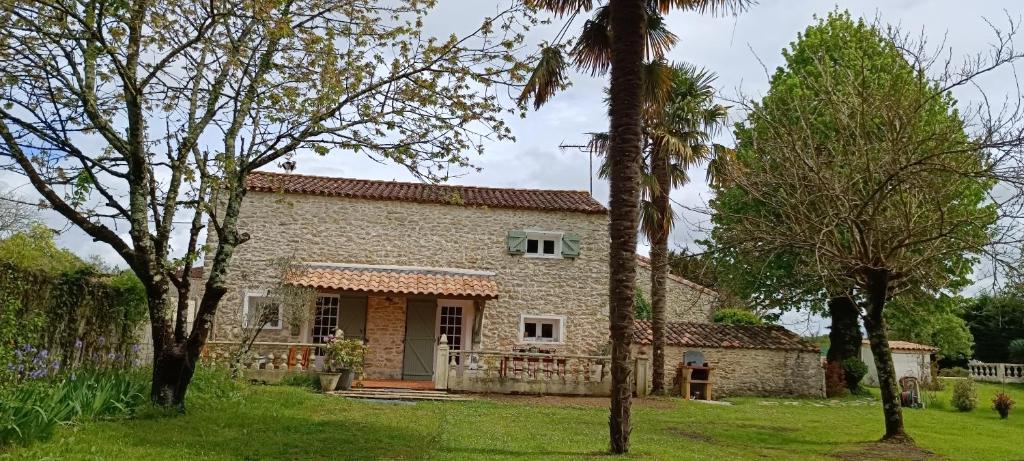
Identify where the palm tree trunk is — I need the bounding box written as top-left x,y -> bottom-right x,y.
607,0 -> 646,454
649,149 -> 671,395
862,268 -> 911,443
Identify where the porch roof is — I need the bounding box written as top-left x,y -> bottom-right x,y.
285,263 -> 499,299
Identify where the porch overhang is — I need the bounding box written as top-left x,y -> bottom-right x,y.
285,262 -> 499,299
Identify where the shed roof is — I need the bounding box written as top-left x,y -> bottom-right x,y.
862,340 -> 938,353
285,263 -> 499,299
634,320 -> 820,352
246,171 -> 607,214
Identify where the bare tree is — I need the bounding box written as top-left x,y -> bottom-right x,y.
0,189 -> 34,237
0,0 -> 532,407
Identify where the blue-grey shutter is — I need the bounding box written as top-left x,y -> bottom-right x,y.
561,233 -> 581,258
507,230 -> 527,255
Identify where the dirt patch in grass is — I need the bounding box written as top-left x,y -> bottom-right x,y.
664,427 -> 715,443
730,422 -> 799,433
833,441 -> 943,461
481,394 -> 680,410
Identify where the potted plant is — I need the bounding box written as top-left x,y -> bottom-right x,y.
322,332 -> 369,391
993,392 -> 1015,419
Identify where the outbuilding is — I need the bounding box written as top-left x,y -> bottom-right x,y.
860,340 -> 938,385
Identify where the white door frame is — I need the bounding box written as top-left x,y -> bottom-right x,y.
436,299 -> 474,351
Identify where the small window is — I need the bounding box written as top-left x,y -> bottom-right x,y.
243,291 -> 282,330
524,231 -> 562,258
520,315 -> 565,343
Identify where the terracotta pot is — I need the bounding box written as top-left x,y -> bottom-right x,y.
319,372 -> 341,392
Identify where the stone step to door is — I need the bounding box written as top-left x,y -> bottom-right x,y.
329,388 -> 472,401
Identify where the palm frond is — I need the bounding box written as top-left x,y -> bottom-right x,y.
518,46 -> 569,110
706,143 -> 737,186
525,0 -> 596,16
653,0 -> 756,15
571,10 -> 612,76
645,11 -> 678,60
641,60 -> 675,117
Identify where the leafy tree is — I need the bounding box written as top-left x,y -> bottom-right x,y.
886,293 -> 974,362
634,288 -> 652,320
714,11 -> 1010,441
964,292 -> 1024,362
712,308 -> 762,325
0,0 -> 532,408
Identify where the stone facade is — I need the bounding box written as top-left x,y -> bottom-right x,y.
635,344 -> 825,398
635,263 -> 717,323
207,189 -> 612,363
364,296 -> 406,379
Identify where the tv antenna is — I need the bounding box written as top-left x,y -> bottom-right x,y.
559,141 -> 595,196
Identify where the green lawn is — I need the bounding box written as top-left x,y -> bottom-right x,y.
2,379 -> 1022,460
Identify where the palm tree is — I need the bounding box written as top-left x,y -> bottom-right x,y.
642,64 -> 729,394
520,1 -> 752,454
590,63 -> 730,394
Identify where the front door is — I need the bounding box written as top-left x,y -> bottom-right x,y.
402,299 -> 436,380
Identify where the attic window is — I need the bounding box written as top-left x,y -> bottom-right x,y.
525,232 -> 561,258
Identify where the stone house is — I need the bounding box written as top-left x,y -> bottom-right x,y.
200,171 -> 822,398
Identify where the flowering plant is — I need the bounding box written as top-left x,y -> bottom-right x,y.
322,332 -> 368,374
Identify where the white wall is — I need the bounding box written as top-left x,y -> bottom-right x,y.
860,345 -> 931,386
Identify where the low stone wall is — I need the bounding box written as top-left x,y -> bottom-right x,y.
447,375 -> 612,396
635,345 -> 824,398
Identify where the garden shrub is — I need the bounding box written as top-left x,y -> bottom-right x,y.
189,363 -> 243,402
938,367 -> 969,378
713,308 -> 763,326
634,288 -> 651,321
840,357 -> 869,394
951,379 -> 978,412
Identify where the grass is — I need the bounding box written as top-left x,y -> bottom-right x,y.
1,379 -> 1021,460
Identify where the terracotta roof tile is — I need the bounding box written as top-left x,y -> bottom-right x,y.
285,263 -> 499,299
634,320 -> 820,352
862,340 -> 938,353
247,171 -> 607,214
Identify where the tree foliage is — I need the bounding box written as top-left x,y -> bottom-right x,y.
964,291 -> 1024,362
711,308 -> 762,325
0,0 -> 535,407
711,10 -> 1021,441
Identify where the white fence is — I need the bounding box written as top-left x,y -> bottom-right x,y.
968,361 -> 1024,383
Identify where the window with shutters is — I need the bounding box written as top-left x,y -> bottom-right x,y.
524,231 -> 562,258
519,314 -> 565,344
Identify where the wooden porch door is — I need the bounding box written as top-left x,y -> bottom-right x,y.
402,299 -> 436,380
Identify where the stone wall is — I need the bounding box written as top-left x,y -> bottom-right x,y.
635,264 -> 716,323
364,296 -> 406,379
635,345 -> 825,398
207,190 -> 611,356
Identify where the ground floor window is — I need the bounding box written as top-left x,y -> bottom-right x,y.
243,291 -> 282,329
519,314 -> 564,344
312,294 -> 340,343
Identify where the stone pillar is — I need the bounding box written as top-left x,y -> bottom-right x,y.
434,334 -> 450,390
635,356 -> 650,397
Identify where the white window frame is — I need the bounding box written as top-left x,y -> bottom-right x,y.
242,289 -> 283,330
524,231 -> 563,259
518,314 -> 566,344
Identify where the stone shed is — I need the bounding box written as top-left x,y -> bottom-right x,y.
633,321 -> 825,398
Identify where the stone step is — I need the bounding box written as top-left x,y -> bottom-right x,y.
329,388 -> 472,401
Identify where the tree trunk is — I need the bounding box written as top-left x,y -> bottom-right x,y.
826,294 -> 861,397
649,148 -> 671,395
607,0 -> 646,454
862,269 -> 911,443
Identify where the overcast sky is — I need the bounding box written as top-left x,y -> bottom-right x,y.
3,0 -> 1021,335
